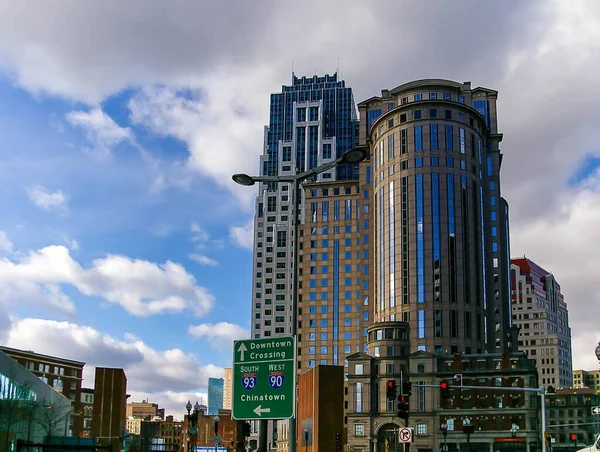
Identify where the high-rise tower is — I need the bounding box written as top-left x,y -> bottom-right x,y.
358,79 -> 514,355
251,73 -> 359,340
511,257 -> 573,388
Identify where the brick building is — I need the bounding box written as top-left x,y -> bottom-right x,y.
182,409 -> 243,452
80,387 -> 94,437
91,367 -> 127,452
0,346 -> 85,437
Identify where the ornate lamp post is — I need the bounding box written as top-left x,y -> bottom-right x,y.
440,423 -> 448,452
213,416 -> 220,452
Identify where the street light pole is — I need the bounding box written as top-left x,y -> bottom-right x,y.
213,416 -> 219,452
233,146 -> 368,452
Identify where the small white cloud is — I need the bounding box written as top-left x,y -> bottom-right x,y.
0,231 -> 13,253
124,332 -> 141,342
25,185 -> 68,211
188,322 -> 249,349
66,107 -> 133,160
188,254 -> 218,267
190,222 -> 223,250
229,220 -> 254,250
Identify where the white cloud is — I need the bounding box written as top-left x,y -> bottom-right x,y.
188,322 -> 249,349
229,220 -> 254,251
4,318 -> 221,418
188,254 -> 218,267
0,231 -> 13,253
0,245 -> 214,317
25,185 -> 68,211
66,107 -> 133,160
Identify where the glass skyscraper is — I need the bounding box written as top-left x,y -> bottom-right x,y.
207,377 -> 223,415
251,73 -> 359,340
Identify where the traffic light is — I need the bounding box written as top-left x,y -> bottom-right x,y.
397,395 -> 409,420
570,433 -> 577,442
242,422 -> 251,437
386,380 -> 397,401
335,432 -> 341,449
402,381 -> 413,397
440,381 -> 450,399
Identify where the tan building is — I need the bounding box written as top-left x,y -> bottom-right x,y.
158,415 -> 182,452
347,347 -> 540,452
126,417 -> 143,435
297,178 -> 373,374
81,387 -> 94,437
0,345 -> 85,437
223,368 -> 233,410
573,369 -> 600,394
127,401 -> 159,420
511,257 -> 573,388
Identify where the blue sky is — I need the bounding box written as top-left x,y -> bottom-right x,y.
1,0 -> 599,418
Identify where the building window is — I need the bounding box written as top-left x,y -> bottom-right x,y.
416,423 -> 427,435
355,364 -> 364,375
355,382 -> 363,412
418,310 -> 426,338
354,424 -> 364,436
415,125 -> 423,151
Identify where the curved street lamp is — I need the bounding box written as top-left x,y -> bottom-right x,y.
232,146 -> 368,452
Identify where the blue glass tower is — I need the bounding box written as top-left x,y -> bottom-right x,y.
207,377 -> 223,415
251,73 -> 360,341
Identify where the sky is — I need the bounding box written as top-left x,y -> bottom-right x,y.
0,0 -> 599,419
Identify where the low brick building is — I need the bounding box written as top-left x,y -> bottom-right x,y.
182,409 -> 244,452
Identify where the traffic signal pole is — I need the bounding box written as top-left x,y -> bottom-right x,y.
413,383 -> 547,452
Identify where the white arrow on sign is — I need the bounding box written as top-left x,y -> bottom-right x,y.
238,343 -> 247,361
253,405 -> 271,417
592,406 -> 600,415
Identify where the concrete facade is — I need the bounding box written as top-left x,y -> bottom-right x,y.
223,369 -> 233,410
511,257 -> 573,389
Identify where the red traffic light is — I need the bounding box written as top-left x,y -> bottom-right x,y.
440,382 -> 448,389
387,380 -> 395,389
570,433 -> 577,441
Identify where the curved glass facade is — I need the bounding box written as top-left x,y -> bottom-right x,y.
360,79 -> 511,355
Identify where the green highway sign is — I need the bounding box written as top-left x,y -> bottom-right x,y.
232,336 -> 295,420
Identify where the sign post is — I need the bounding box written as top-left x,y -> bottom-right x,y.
591,406 -> 600,415
232,336 -> 295,420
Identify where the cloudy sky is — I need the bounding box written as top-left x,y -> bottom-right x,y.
0,0 -> 599,417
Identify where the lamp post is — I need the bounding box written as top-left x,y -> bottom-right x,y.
213,416 -> 220,452
233,146 -> 368,452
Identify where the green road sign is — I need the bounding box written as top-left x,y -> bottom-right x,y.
232,336 -> 295,420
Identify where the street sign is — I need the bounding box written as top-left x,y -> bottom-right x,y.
398,427 -> 413,443
213,436 -> 220,445
592,406 -> 600,415
232,336 -> 296,420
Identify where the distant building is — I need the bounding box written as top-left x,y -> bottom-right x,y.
223,369 -> 232,410
545,388 -> 600,449
207,378 -> 224,415
511,257 -> 573,388
158,416 -> 182,452
182,409 -> 242,451
126,418 -> 143,436
126,401 -> 159,420
0,345 -> 85,437
80,387 -> 94,437
91,367 -> 127,452
573,369 -> 600,394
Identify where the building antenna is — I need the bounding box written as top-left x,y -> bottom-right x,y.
291,61 -> 294,81
337,56 -> 340,75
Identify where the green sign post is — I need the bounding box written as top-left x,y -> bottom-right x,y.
232,336 -> 295,420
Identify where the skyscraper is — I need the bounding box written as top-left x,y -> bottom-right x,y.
511,257 -> 573,388
357,79 -> 515,354
251,73 -> 359,340
207,377 -> 223,415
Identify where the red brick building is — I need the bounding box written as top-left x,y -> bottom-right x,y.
182,409 -> 244,452
91,367 -> 127,452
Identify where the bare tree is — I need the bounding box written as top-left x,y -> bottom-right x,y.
35,400 -> 70,442
0,373 -> 37,452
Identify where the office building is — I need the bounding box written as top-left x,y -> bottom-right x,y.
347,347 -> 540,452
0,345 -> 85,436
126,401 -> 159,420
511,257 -> 573,388
357,79 -> 515,354
0,348 -> 72,447
297,177 -> 373,372
573,369 -> 600,394
207,377 -> 223,415
250,72 -> 359,341
545,388 -> 600,449
223,368 -> 232,410
91,367 -> 127,452
80,387 -> 94,437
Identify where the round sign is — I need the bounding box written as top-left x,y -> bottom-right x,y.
399,427 -> 411,442
242,373 -> 257,390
